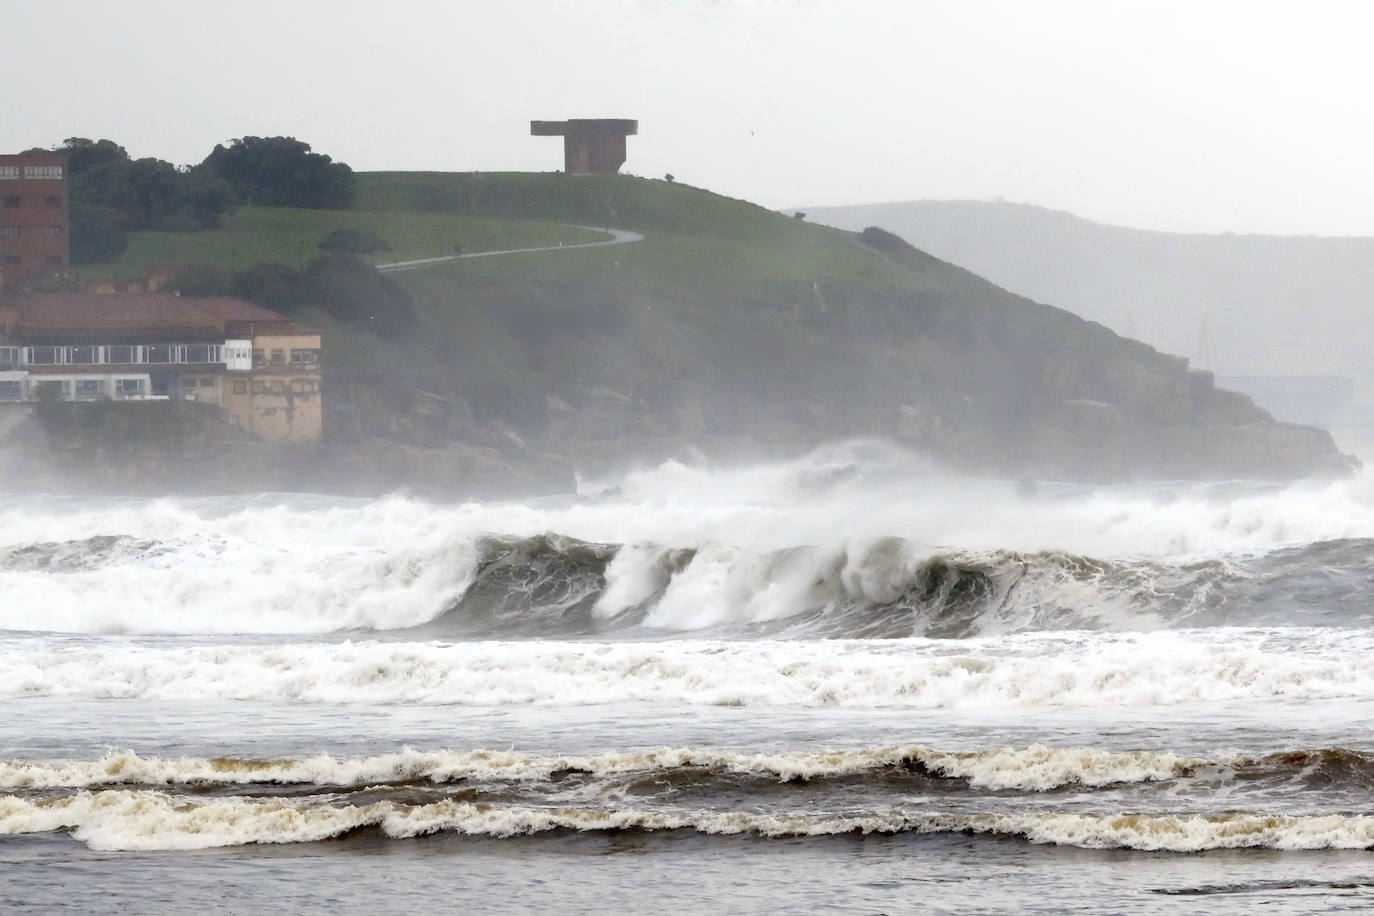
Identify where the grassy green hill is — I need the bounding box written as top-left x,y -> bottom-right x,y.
71,172 -> 1356,487
355,172 -> 789,239
87,205 -> 603,279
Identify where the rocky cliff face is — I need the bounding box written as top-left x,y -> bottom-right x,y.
303,220 -> 1355,491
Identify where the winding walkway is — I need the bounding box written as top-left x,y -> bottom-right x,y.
376,225 -> 644,273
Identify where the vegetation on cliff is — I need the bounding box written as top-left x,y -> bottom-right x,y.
202,136 -> 353,209
61,137 -> 234,264
60,135 -> 361,265
59,170 -> 1356,488
335,173 -> 1349,481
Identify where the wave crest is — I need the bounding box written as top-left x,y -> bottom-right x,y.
7,791 -> 1374,852
5,521 -> 1374,637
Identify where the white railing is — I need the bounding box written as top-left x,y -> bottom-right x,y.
0,343 -> 224,370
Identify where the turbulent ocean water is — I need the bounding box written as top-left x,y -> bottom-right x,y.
5,440 -> 1374,913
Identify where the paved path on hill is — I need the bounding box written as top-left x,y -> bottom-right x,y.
376,225 -> 644,273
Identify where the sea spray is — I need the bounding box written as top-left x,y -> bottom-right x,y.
5,629 -> 1372,706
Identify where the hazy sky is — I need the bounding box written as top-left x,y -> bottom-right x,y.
5,0 -> 1372,235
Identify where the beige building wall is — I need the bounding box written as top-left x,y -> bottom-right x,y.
221,332 -> 322,442
181,374 -> 222,405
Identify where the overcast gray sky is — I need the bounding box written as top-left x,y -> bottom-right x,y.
4,0 -> 1371,235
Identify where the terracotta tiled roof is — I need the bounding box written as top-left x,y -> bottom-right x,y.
0,294 -> 318,336
225,319 -> 319,337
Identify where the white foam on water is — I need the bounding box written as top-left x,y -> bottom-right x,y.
608,443 -> 1374,558
0,744 -> 1209,791
642,544 -> 740,629
6,791 -> 1374,852
0,496 -> 484,634
4,444 -> 1374,635
593,544 -> 676,619
4,628 -> 1371,708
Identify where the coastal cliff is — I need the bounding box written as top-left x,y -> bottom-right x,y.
3,174 -> 1355,494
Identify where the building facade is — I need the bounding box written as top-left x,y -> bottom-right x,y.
0,293 -> 321,442
0,151 -> 69,288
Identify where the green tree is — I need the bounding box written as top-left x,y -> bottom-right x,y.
59,137 -> 234,262
180,166 -> 235,229
68,203 -> 128,264
62,138 -> 129,175
231,262 -> 304,310
202,136 -> 354,209
304,255 -> 414,338
125,157 -> 186,229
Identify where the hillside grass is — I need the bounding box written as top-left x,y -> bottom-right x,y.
88,206 -> 604,279
85,171 -> 994,424
56,169 -> 1286,478
87,171 -> 889,292
355,172 -> 920,289
345,173 -> 994,424
358,172 -> 818,242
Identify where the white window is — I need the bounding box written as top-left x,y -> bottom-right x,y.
222,340 -> 252,371
0,226 -> 21,237
115,378 -> 145,398
75,378 -> 104,399
22,165 -> 63,179
0,166 -> 18,180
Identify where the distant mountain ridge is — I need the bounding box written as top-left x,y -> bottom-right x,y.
804,200 -> 1374,407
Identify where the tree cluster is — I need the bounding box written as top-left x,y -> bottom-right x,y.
302,255 -> 415,338
202,136 -> 353,209
317,228 -> 391,255
64,138 -> 235,264
62,135 -> 357,264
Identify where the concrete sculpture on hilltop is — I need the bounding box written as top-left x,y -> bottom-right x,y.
530,119 -> 638,174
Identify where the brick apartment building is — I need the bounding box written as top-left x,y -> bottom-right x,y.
0,151 -> 69,288
0,293 -> 322,442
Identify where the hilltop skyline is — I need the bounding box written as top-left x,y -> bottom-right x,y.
4,0 -> 1373,236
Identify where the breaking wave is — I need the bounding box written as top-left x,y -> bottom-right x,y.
5,529 -> 1374,637
7,792 -> 1374,853
442,533 -> 1374,637
3,445 -> 1374,637
10,739 -> 1374,853
10,744 -> 1374,793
